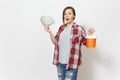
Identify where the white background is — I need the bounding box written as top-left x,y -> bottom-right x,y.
0,0 -> 120,80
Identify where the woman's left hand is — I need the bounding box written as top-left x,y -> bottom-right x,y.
88,27 -> 95,35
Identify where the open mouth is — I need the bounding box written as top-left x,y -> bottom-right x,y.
66,18 -> 69,21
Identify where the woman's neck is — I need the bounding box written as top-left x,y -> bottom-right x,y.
66,22 -> 74,27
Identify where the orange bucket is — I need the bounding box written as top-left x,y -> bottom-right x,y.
86,36 -> 96,48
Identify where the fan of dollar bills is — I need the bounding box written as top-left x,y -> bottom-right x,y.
40,16 -> 54,26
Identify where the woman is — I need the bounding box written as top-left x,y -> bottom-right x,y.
44,6 -> 95,80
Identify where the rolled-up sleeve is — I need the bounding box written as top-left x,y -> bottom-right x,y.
55,32 -> 59,41
81,27 -> 87,45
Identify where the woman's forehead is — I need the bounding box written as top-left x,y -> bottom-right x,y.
65,9 -> 73,13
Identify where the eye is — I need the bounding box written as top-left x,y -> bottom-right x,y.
64,13 -> 67,16
69,13 -> 71,15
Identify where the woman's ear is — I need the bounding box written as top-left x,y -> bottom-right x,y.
73,16 -> 75,19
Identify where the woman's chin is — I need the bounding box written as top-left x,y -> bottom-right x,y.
65,21 -> 71,24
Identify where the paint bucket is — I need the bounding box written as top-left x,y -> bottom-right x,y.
86,35 -> 96,48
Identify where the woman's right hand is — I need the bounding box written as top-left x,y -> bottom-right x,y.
44,24 -> 52,33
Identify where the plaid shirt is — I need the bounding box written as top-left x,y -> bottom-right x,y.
53,23 -> 86,70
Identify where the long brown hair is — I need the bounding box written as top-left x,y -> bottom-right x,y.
62,6 -> 76,24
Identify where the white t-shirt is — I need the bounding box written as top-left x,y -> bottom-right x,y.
58,26 -> 72,64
